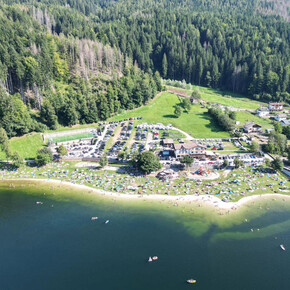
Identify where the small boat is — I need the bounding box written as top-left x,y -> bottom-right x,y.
187,279 -> 197,284
280,244 -> 286,251
148,257 -> 152,262
91,217 -> 98,220
36,201 -> 43,205
105,220 -> 110,224
152,256 -> 158,261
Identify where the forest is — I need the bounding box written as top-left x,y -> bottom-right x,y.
0,0 -> 289,136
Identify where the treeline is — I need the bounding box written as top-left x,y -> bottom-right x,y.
0,0 -> 289,135
9,0 -> 287,103
10,0 -> 290,102
0,4 -> 161,136
1,1 -> 289,106
208,107 -> 236,133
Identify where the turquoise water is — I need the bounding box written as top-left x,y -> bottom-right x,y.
1,186 -> 290,290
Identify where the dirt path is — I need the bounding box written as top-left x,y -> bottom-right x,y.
172,127 -> 193,140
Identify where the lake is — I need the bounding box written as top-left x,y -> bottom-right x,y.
0,181 -> 290,290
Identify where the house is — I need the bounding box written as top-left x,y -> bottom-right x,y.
243,122 -> 262,133
274,114 -> 288,122
256,106 -> 269,118
162,138 -> 174,148
269,103 -> 283,111
281,119 -> 290,126
174,142 -> 206,159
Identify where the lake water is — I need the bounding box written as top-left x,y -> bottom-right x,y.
0,181 -> 290,290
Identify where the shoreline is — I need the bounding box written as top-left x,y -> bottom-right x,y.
2,178 -> 290,211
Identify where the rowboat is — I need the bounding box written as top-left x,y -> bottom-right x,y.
152,256 -> 158,261
280,244 -> 286,251
187,279 -> 196,284
91,217 -> 98,220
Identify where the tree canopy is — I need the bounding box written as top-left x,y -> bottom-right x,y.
137,151 -> 162,174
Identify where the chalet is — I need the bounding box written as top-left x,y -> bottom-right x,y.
281,119 -> 290,126
243,122 -> 262,133
162,138 -> 174,149
269,103 -> 283,111
174,142 -> 206,159
256,106 -> 269,118
274,114 -> 288,122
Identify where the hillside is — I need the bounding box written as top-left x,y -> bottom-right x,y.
0,0 -> 288,139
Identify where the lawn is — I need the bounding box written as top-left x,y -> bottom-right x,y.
167,85 -> 266,110
235,111 -> 273,129
46,123 -> 99,133
51,133 -> 94,143
109,92 -> 230,138
0,133 -> 44,160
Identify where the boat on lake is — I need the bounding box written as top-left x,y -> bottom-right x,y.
148,257 -> 152,262
280,244 -> 286,251
105,220 -> 110,224
187,279 -> 197,284
91,217 -> 98,220
152,256 -> 158,261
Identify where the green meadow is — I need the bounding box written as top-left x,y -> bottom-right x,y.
0,133 -> 44,160
109,92 -> 230,138
167,85 -> 267,110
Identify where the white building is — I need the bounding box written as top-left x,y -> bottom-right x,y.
269,103 -> 283,111
174,142 -> 206,159
275,114 -> 288,122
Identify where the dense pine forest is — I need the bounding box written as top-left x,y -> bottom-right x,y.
0,0 -> 289,136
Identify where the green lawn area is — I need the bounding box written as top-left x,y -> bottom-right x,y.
167,85 -> 266,110
109,92 -> 230,138
51,133 -> 94,143
235,111 -> 273,129
46,123 -> 99,133
0,133 -> 44,160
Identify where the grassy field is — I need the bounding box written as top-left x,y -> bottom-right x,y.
2,162 -> 289,202
235,111 -> 273,129
0,133 -> 44,160
51,133 -> 94,143
46,123 -> 99,133
109,92 -> 230,138
167,85 -> 266,110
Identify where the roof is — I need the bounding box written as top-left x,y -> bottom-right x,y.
282,119 -> 290,126
244,122 -> 261,129
269,103 -> 283,106
163,138 -> 174,144
174,142 -> 206,150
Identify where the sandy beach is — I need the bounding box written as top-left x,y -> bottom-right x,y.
2,178 -> 290,211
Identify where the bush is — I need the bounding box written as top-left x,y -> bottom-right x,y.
35,147 -> 53,166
